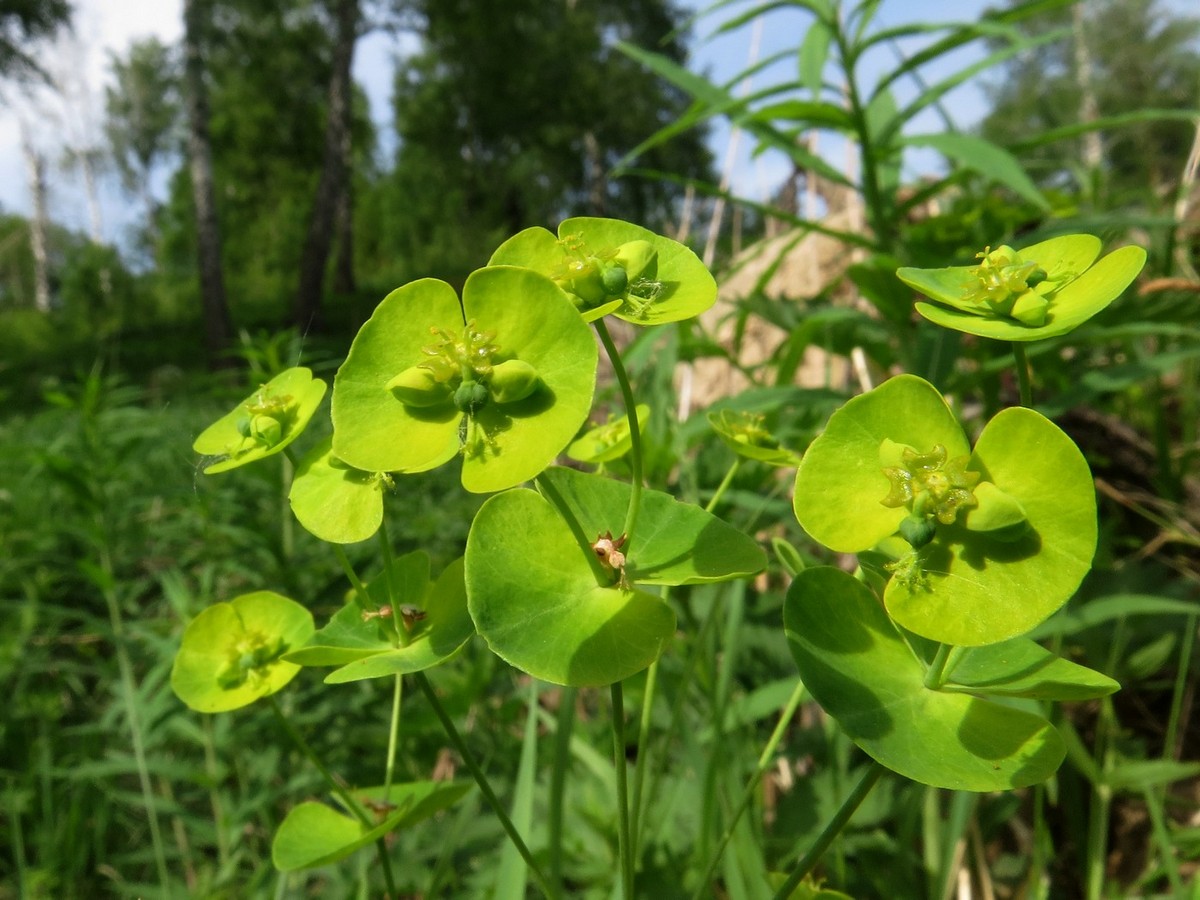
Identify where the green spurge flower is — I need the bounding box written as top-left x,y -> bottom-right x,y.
896,234 -> 1146,340
793,375 -> 1097,646
489,216 -> 716,325
192,367 -> 327,474
566,404 -> 650,465
331,266 -> 597,493
708,409 -> 800,467
171,591 -> 314,713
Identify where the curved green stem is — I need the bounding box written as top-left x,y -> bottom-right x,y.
705,458 -> 742,514
771,761 -> 885,899
1012,342 -> 1033,408
376,518 -> 406,646
594,318 -> 644,546
268,696 -> 398,898
611,681 -> 634,900
414,673 -> 555,899
691,681 -> 807,900
333,545 -> 371,605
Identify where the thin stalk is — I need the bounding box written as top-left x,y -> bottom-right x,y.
705,458 -> 742,514
376,518 -> 405,646
629,655 -> 660,859
268,697 -> 398,898
1163,613 -> 1196,760
383,675 -> 403,798
611,681 -> 634,900
98,547 -> 172,897
772,761 -> 885,899
334,544 -> 371,605
548,685 -> 577,894
594,318 -> 644,544
280,451 -> 295,560
202,717 -> 231,867
414,672 -> 555,899
923,643 -> 954,690
691,681 -> 807,900
1012,343 -> 1033,408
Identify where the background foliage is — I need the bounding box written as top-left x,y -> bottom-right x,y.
1,0 -> 1199,896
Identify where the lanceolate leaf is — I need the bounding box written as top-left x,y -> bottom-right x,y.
901,133 -> 1049,210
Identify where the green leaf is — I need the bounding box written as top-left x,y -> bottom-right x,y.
901,133 -> 1049,210
885,405 -> 1097,646
325,558 -> 474,683
567,404 -> 650,464
1104,760 -> 1200,791
288,436 -> 385,544
794,374 -> 970,553
1030,594 -> 1200,640
194,367 -> 327,474
271,781 -> 471,871
171,591 -> 314,713
331,268 -> 597,493
537,467 -> 767,586
942,638 -> 1119,700
785,568 -> 1065,791
797,18 -> 832,96
331,278 -> 464,474
465,484 -> 675,687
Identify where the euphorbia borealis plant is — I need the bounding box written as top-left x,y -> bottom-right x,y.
174,216 -> 1138,897
896,234 -> 1146,340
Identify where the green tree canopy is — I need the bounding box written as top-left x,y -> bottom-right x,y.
357,0 -> 712,287
980,0 -> 1200,203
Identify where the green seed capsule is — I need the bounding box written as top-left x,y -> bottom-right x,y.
386,365 -> 453,407
600,264 -> 628,296
454,379 -> 490,413
489,359 -> 541,404
899,514 -> 937,549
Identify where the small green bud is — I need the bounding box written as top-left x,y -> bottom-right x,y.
251,415 -> 283,447
613,240 -> 657,282
899,515 -> 938,548
600,264 -> 628,295
454,379 -> 490,413
387,365 -> 453,408
489,359 -> 541,404
557,258 -> 608,306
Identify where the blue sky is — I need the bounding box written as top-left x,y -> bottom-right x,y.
0,0 -> 1033,249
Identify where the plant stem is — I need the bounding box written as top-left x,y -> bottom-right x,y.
384,675 -> 403,799
691,681 -> 807,900
413,672 -> 555,899
98,548 -> 172,897
923,643 -> 954,690
594,318 -> 644,545
772,760 -> 885,899
280,451 -> 295,560
611,680 -> 634,900
548,685 -> 577,894
629,655 -> 660,859
334,544 -> 371,605
705,458 -> 742,514
267,697 -> 398,898
1012,342 -> 1033,407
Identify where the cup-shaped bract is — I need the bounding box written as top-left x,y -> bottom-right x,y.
567,404 -> 650,464
288,436 -> 387,544
330,267 -> 598,493
708,409 -> 801,467
897,235 -> 1146,341
193,367 -> 327,474
489,217 -> 716,326
171,591 -> 315,713
793,375 -> 1097,646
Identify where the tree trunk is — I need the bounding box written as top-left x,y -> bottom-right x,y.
183,0 -> 234,368
20,127 -> 51,313
1072,4 -> 1103,171
295,0 -> 359,328
332,110 -> 356,295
